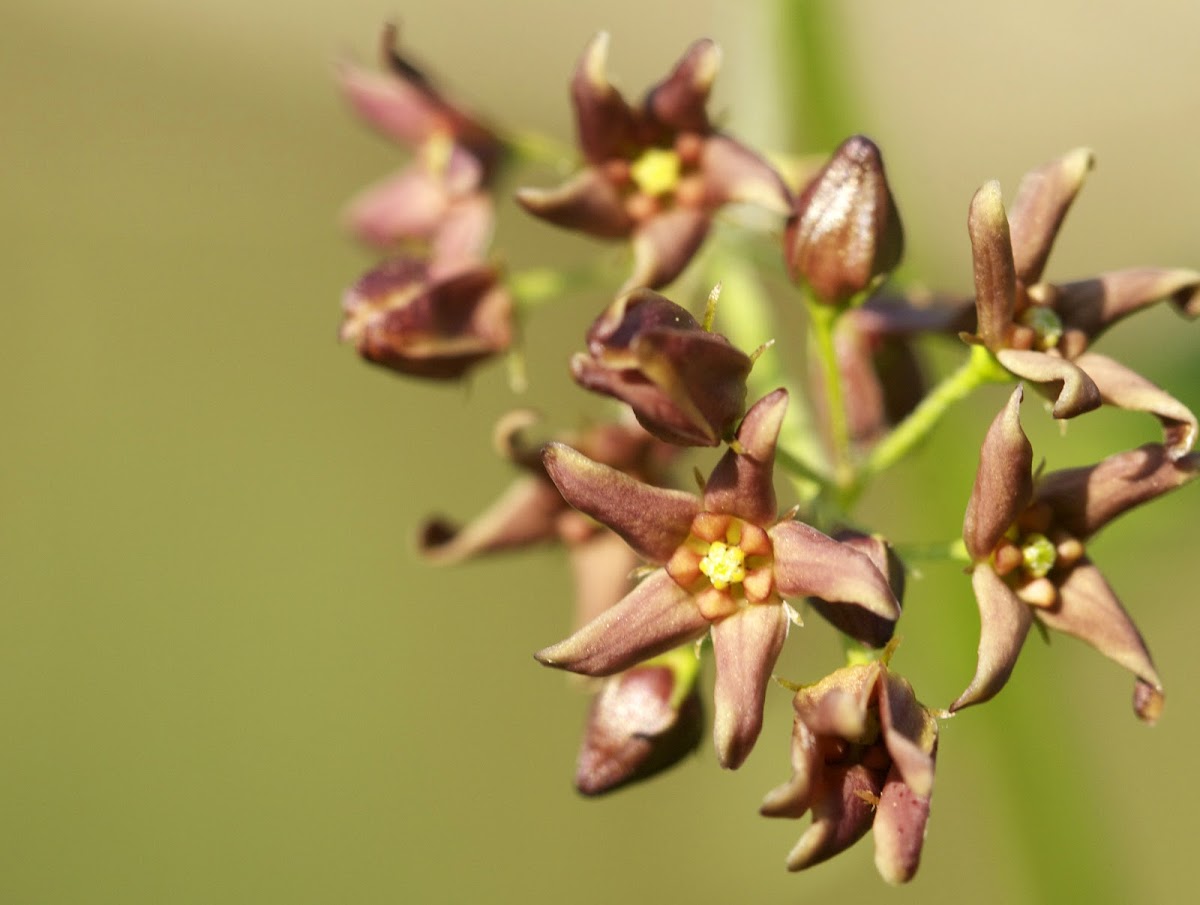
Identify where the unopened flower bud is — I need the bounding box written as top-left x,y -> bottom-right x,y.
571,289 -> 751,446
784,135 -> 904,305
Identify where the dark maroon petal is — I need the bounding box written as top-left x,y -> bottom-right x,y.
570,32 -> 639,163
873,762 -> 933,885
643,38 -> 719,133
418,476 -> 563,564
808,532 -> 904,647
515,168 -> 634,238
1035,560 -> 1162,722
710,604 -> 789,769
995,349 -> 1101,419
1036,444 -> 1200,540
968,181 -> 1017,348
771,521 -> 900,622
542,442 -> 698,563
704,389 -> 787,523
534,570 -> 709,676
625,206 -> 712,291
785,764 -> 882,872
1076,352 -> 1197,459
949,564 -> 1034,713
1006,148 -> 1094,284
1055,268 -> 1200,341
963,387 -> 1033,560
700,134 -> 792,214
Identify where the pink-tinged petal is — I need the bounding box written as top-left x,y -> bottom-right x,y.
1036,444 -> 1200,540
515,168 -> 634,239
809,532 -> 904,647
418,476 -> 564,564
873,763 -> 933,885
1055,268 -> 1200,342
771,521 -> 900,622
710,604 -> 789,769
429,194 -> 495,278
343,166 -> 450,248
625,206 -> 712,291
878,671 -> 937,798
1134,680 -> 1165,724
335,61 -> 444,147
704,389 -> 788,524
950,564 -> 1034,712
700,134 -> 792,215
534,569 -> 709,676
570,32 -> 639,163
644,39 -> 719,134
569,531 -> 641,628
542,442 -> 698,563
785,764 -> 881,872
1076,352 -> 1197,459
968,180 -> 1017,348
1036,561 -> 1162,722
1006,148 -> 1094,284
760,718 -> 821,818
963,387 -> 1033,560
994,348 -> 1101,418
791,663 -> 880,740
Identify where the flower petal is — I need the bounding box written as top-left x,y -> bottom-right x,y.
335,60 -> 445,147
808,532 -> 904,647
701,134 -> 792,215
963,386 -> 1033,560
570,32 -> 639,163
1036,444 -> 1200,540
704,389 -> 788,523
534,570 -> 709,676
542,442 -> 698,563
515,168 -> 634,239
1076,352 -> 1198,458
785,764 -> 881,872
1036,560 -> 1163,722
771,521 -> 900,622
1006,148 -> 1094,284
568,531 -> 641,628
418,476 -> 564,564
878,671 -> 937,799
995,348 -> 1101,418
949,564 -> 1034,712
760,718 -> 821,818
644,38 -> 719,133
873,763 -> 934,885
1054,268 -> 1200,343
625,206 -> 712,291
968,180 -> 1017,348
711,604 -> 789,769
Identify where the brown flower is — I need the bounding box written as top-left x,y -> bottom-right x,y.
953,387 -> 1200,722
516,34 -> 790,290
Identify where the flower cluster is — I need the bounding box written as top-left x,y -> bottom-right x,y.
333,24 -> 1199,886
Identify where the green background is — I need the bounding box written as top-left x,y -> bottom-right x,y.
3,1 -> 1199,902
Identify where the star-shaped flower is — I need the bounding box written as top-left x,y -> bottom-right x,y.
952,386 -> 1200,722
965,150 -> 1200,456
516,34 -> 791,291
534,389 -> 900,768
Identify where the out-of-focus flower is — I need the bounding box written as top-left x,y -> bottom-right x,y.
760,658 -> 937,885
964,150 -> 1200,455
516,33 -> 791,290
571,288 -> 752,446
953,386 -> 1200,722
784,135 -> 903,306
535,390 -> 900,768
340,256 -> 512,379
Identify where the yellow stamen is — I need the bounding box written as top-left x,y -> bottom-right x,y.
630,147 -> 682,198
698,540 -> 747,590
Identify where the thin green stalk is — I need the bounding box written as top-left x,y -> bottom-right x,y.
774,0 -> 859,152
807,301 -> 853,491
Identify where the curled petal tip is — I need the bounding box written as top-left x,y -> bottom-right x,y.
582,31 -> 612,90
1135,681 -> 1164,724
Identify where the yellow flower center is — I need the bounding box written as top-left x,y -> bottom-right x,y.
1019,305 -> 1064,350
698,540 -> 747,590
630,147 -> 682,197
1020,533 -> 1057,578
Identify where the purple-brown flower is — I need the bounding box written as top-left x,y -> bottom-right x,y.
760,659 -> 937,884
516,34 -> 791,291
534,389 -> 900,768
953,386 -> 1200,722
571,288 -> 752,446
964,150 -> 1200,455
340,256 -> 512,379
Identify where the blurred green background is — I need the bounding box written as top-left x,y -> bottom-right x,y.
3,1 -> 1199,902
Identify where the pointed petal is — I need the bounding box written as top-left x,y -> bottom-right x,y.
1055,268 -> 1200,341
535,570 -> 708,676
569,531 -> 641,628
644,39 -> 719,133
968,180 -> 1017,348
570,32 -> 639,163
760,718 -> 821,818
1036,443 -> 1200,540
418,476 -> 563,564
807,533 -> 904,648
873,763 -> 934,885
516,168 -> 634,238
950,564 -> 1034,712
625,207 -> 711,291
785,765 -> 881,871
704,389 -> 788,523
1076,352 -> 1197,458
335,60 -> 444,147
342,166 -> 449,248
1036,561 -> 1162,722
542,442 -> 698,563
1006,148 -> 1094,284
878,671 -> 937,798
711,604 -> 789,769
995,348 -> 1101,418
700,134 -> 792,215
963,387 -> 1033,560
429,193 -> 495,278
771,521 -> 900,621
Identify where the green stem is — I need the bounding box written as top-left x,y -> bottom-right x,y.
774,0 -> 858,152
502,128 -> 574,169
808,301 -> 853,491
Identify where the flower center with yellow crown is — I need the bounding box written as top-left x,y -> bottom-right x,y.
989,502 -> 1086,609
666,512 -> 777,621
630,147 -> 682,198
